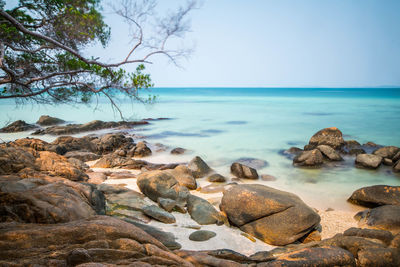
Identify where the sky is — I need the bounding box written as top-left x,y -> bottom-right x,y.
5,0 -> 400,87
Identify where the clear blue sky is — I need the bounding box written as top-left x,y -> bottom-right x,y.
6,0 -> 400,87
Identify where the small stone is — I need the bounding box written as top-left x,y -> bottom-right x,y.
189,230 -> 216,241
207,173 -> 226,183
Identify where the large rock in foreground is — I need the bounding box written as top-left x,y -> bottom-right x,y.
348,185 -> 400,208
308,127 -> 345,149
355,205 -> 400,233
220,184 -> 320,245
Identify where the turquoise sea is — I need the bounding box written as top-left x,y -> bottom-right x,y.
1,87 -> 400,211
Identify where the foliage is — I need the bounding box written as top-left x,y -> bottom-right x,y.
0,0 -> 197,118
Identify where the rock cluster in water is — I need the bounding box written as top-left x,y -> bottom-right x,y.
1,118 -> 400,266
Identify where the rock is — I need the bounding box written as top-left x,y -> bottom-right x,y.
257,247 -> 356,267
0,215 -> 185,265
355,205 -> 400,233
187,194 -> 223,225
130,141 -> 152,157
188,156 -> 212,178
176,250 -> 243,267
166,165 -> 197,190
207,173 -> 226,183
97,183 -> 129,195
348,185 -> 400,207
355,154 -> 383,169
64,151 -> 102,162
308,127 -> 345,149
235,157 -> 268,169
36,151 -> 88,181
220,184 -> 320,246
189,230 -> 217,241
318,234 -> 385,255
393,152 -> 400,163
357,247 -> 400,267
373,146 -> 400,159
260,174 -> 277,181
105,190 -> 152,212
136,170 -> 189,203
0,147 -> 37,175
349,148 -> 366,155
0,120 -> 38,132
345,140 -> 361,149
0,179 -> 97,223
300,230 -> 321,243
51,136 -> 97,154
364,141 -> 380,147
95,133 -> 134,154
317,145 -> 343,161
158,197 -> 186,213
8,137 -> 50,151
394,160 -> 400,173
171,147 -> 186,154
142,205 -> 176,224
344,227 -> 394,245
293,149 -> 323,167
32,120 -> 148,135
125,219 -> 182,250
87,172 -> 107,185
36,115 -> 65,126
383,158 -> 394,166
230,162 -> 259,179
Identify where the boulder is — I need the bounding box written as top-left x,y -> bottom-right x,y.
308,127 -> 345,149
293,149 -> 323,167
36,115 -> 65,126
343,227 -> 394,246
171,147 -> 186,154
166,165 -> 197,190
220,184 -> 320,246
36,151 -> 88,181
0,120 -> 38,132
136,170 -> 189,203
188,156 -> 212,178
51,136 -> 97,154
207,173 -> 226,183
373,146 -> 400,159
142,205 -> 176,224
95,133 -> 134,154
187,194 -> 223,225
355,205 -> 400,233
189,230 -> 217,241
394,160 -> 400,173
317,145 -> 343,161
355,154 -> 383,169
9,137 -> 50,151
0,147 -> 37,175
64,151 -> 102,162
231,162 -> 259,179
348,185 -> 400,207
87,172 -> 107,185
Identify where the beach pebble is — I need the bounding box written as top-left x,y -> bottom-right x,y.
189,230 -> 216,241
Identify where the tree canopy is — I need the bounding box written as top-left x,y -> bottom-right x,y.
0,0 -> 197,117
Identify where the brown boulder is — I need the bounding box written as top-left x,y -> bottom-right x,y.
220,184 -> 320,245
187,194 -> 223,225
231,162 -> 259,179
166,165 -> 197,190
293,149 -> 323,167
308,127 -> 345,149
36,115 -> 65,126
355,205 -> 400,233
373,146 -> 400,159
188,156 -> 212,178
64,151 -> 102,162
130,141 -> 152,157
317,145 -> 343,161
0,120 -> 38,132
51,135 -> 97,154
0,147 -> 37,175
348,185 -> 400,208
355,154 -> 383,169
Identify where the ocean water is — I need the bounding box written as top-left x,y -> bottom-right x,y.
1,87 -> 400,211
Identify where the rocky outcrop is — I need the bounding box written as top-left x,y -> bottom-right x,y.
136,170 -> 189,203
188,156 -> 212,178
348,185 -> 400,207
293,149 -> 324,167
308,127 -> 345,149
355,205 -> 400,233
187,194 -> 224,225
32,120 -> 148,135
231,162 -> 259,179
220,184 -> 320,246
0,216 -> 195,266
0,120 -> 38,132
36,115 -> 65,126
355,154 -> 383,169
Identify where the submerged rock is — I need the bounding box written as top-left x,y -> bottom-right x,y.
308,127 -> 345,149
171,147 -> 186,154
230,162 -> 259,179
355,154 -> 382,169
293,149 -> 323,167
220,184 -> 320,246
36,115 -> 65,126
0,120 -> 38,133
348,185 -> 400,208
